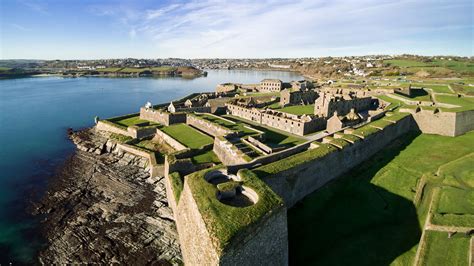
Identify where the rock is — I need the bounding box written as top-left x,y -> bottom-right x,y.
35,129 -> 182,264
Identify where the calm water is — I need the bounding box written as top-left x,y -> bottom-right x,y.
0,70 -> 303,263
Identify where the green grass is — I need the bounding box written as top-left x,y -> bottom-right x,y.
161,124 -> 213,149
273,104 -> 315,115
150,66 -> 176,72
439,153 -> 474,187
186,168 -> 283,252
98,67 -> 123,72
191,150 -> 220,164
431,187 -> 474,227
386,59 -> 474,74
413,84 -> 452,94
168,172 -> 183,202
386,59 -> 432,67
436,95 -> 474,112
368,119 -> 394,129
288,131 -> 474,265
254,144 -> 338,177
112,115 -> 152,127
420,231 -> 470,266
351,124 -> 381,138
376,94 -> 403,110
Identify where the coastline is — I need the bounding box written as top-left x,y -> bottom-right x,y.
33,128 -> 182,264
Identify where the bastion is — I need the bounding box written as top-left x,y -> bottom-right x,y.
91,87 -> 474,265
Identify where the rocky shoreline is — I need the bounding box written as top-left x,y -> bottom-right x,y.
33,129 -> 182,264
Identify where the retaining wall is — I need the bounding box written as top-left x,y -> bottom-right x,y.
96,121 -> 132,137
261,115 -> 414,207
155,128 -> 188,151
213,137 -> 249,165
401,109 -> 474,137
186,114 -> 234,137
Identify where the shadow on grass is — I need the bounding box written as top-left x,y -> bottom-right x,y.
288,131 -> 422,265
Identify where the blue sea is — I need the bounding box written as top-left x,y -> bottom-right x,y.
0,69 -> 303,263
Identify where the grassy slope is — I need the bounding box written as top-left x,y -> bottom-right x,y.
288,131 -> 474,265
112,115 -> 151,127
436,95 -> 474,111
421,231 -> 470,266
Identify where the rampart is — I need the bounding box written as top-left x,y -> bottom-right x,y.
172,168 -> 287,265
400,109 -> 474,137
254,113 -> 414,207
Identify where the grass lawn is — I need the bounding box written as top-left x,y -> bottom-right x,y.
420,231 -> 470,266
413,84 -> 452,94
436,95 -> 474,112
273,104 -> 314,115
191,150 -> 220,164
161,124 -> 213,149
288,131 -> 474,265
376,95 -> 403,110
222,115 -> 306,147
431,187 -> 474,227
111,115 -> 153,127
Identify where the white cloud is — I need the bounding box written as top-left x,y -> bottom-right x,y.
90,0 -> 474,57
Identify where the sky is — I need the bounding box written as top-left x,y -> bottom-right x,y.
0,0 -> 473,59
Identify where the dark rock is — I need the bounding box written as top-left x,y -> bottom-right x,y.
36,129 -> 182,264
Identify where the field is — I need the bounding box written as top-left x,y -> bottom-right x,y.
161,124 -> 213,149
111,115 -> 152,127
288,131 -> 474,265
419,231 -> 470,266
436,95 -> 474,112
273,104 -> 315,115
386,59 -> 474,74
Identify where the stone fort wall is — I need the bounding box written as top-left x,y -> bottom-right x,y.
186,114 -> 235,137
139,107 -> 187,126
401,109 -> 474,137
226,103 -> 325,136
174,172 -> 288,266
262,114 -> 414,207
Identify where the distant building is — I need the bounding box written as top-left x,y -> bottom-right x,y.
259,79 -> 283,92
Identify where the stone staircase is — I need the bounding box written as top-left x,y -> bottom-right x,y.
228,138 -> 259,158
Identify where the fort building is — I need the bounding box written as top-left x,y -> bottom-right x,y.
226,100 -> 326,136
314,91 -> 373,117
259,79 -> 283,92
280,88 -> 318,106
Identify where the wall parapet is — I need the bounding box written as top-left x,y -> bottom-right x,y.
254,113 -> 414,207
